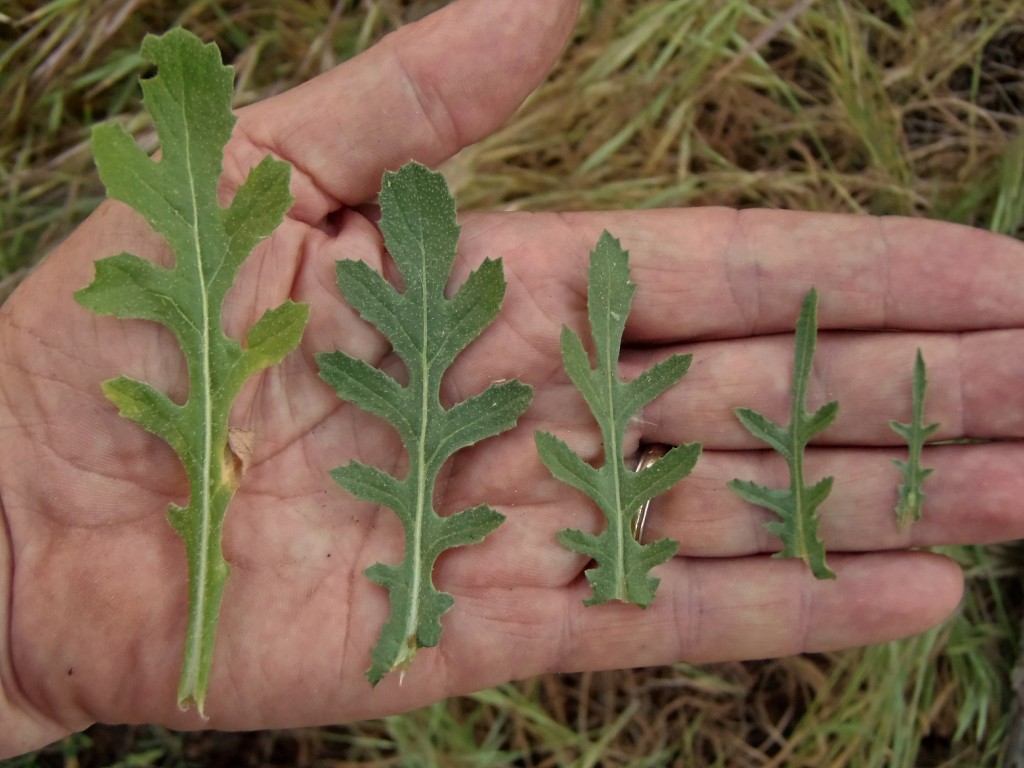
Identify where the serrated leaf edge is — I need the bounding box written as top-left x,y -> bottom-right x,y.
317,163 -> 533,684
729,288 -> 837,580
536,231 -> 701,607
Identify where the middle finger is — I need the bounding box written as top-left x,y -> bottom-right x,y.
633,328 -> 1024,447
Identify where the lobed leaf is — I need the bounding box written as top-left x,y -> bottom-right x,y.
75,28 -> 308,713
889,349 -> 939,528
317,162 -> 533,685
442,380 -> 535,457
244,301 -> 310,366
534,431 -> 604,501
727,288 -> 838,580
317,351 -> 412,438
330,462 -> 405,512
335,260 -> 414,358
734,408 -> 790,459
536,231 -> 702,608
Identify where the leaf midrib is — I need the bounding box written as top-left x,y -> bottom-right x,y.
181,90 -> 216,696
406,232 -> 431,650
599,271 -> 627,597
789,303 -> 813,561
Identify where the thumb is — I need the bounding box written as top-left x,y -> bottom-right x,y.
237,0 -> 581,221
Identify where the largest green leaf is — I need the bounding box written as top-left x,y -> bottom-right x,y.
75,28 -> 309,713
317,162 -> 533,685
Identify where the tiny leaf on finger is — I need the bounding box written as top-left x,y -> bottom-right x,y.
889,348 -> 939,528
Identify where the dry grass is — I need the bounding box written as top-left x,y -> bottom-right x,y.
450,0 -> 1023,226
2,0 -> 1023,766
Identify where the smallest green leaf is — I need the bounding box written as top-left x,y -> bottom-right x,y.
889,349 -> 939,528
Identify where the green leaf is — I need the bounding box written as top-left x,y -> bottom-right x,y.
74,28 -> 309,714
535,231 -> 702,607
728,288 -> 837,580
316,162 -> 533,685
889,349 -> 939,528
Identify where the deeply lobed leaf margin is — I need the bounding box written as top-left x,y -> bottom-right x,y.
536,231 -> 701,608
889,348 -> 939,528
316,162 -> 533,685
74,27 -> 308,713
727,288 -> 837,581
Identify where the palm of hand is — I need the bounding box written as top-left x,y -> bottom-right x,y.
0,140 -> 620,733
5,180 -> 1020,736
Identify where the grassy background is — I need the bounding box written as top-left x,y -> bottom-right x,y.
2,0 -> 1023,765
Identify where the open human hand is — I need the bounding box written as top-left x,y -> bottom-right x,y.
3,0 -> 1024,757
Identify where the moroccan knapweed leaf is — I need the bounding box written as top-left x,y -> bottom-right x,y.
728,288 -> 838,580
316,162 -> 533,685
74,28 -> 308,713
889,349 -> 939,528
535,232 -> 701,608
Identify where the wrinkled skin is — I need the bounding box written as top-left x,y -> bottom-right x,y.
4,0 -> 1024,757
